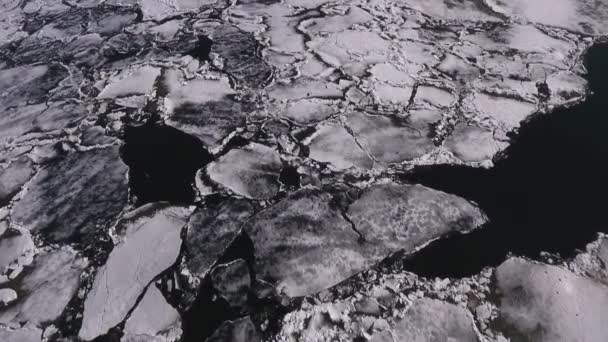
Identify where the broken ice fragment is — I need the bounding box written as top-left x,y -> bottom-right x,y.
163,71 -> 234,115
0,156 -> 34,206
314,31 -> 389,75
394,298 -> 477,342
11,147 -> 128,242
546,71 -> 587,105
495,257 -> 608,342
372,84 -> 413,105
414,86 -> 456,108
0,63 -> 66,110
0,228 -> 35,283
205,316 -> 261,342
466,93 -> 536,129
277,99 -> 336,124
402,0 -> 501,21
347,182 -> 487,258
98,65 -> 161,99
354,296 -> 382,316
244,187 -> 370,297
444,124 -> 507,163
0,63 -> 71,142
210,259 -> 251,310
345,111 -> 437,164
370,63 -> 415,86
437,54 -> 481,81
209,24 -> 273,88
206,143 -> 282,200
121,284 -> 182,342
0,324 -> 42,342
487,0 -> 608,35
0,247 -> 87,326
163,72 -> 250,149
185,199 -> 255,278
79,204 -> 190,341
0,288 -> 17,306
307,123 -> 373,170
268,78 -> 344,101
139,0 -> 219,21
300,7 -> 372,34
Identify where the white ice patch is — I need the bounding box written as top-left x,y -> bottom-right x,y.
98,66 -> 161,99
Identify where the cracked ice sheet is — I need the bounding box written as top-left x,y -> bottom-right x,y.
0,0 -> 607,340
138,0 -> 220,21
0,63 -> 88,144
257,4 -> 589,165
308,30 -> 391,76
244,182 -> 485,297
78,204 -> 191,341
345,110 -> 440,164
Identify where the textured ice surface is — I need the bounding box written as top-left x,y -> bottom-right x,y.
0,247 -> 87,326
11,147 -> 129,242
347,182 -> 487,257
495,258 -> 608,342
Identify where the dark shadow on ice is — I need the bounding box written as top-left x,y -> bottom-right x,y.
401,41 -> 608,278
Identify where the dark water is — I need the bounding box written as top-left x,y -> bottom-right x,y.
189,36 -> 213,61
120,122 -> 212,205
401,42 -> 608,278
